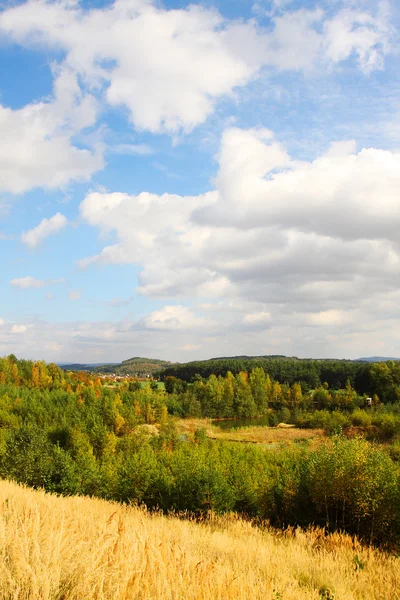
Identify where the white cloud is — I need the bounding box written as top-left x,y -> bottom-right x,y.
76,125 -> 400,355
108,144 -> 154,156
0,1 -> 396,360
323,7 -> 391,73
79,127 -> 400,301
10,324 -> 31,334
0,0 -> 258,134
105,296 -> 134,308
182,343 -> 201,351
196,127 -> 400,241
0,69 -> 103,194
306,309 -> 352,326
0,1 -> 392,135
21,213 -> 68,248
273,0 -> 293,7
68,290 -> 82,301
10,276 -> 46,289
141,305 -> 207,330
2,306 -> 400,363
10,276 -> 64,289
78,188 -> 219,299
243,311 -> 271,325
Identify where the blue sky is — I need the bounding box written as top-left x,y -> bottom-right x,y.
0,0 -> 400,362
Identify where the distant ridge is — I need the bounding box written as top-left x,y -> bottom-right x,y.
207,354 -> 288,361
60,357 -> 176,376
59,362 -> 119,370
357,356 -> 400,363
59,355 -> 400,376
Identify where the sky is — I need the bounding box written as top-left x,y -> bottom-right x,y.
0,0 -> 400,363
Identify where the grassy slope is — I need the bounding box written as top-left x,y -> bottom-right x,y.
0,481 -> 399,599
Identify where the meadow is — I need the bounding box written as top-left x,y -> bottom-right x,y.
176,417 -> 324,445
0,480 -> 399,600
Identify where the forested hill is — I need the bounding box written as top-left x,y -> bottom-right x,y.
94,357 -> 175,376
159,356 -> 373,392
61,357 -> 175,376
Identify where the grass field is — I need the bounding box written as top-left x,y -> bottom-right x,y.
176,418 -> 324,445
0,480 -> 398,599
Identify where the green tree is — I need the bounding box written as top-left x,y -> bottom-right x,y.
249,367 -> 268,413
234,372 -> 256,418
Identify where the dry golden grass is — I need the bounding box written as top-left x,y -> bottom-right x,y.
176,418 -> 324,445
0,480 -> 399,600
209,425 -> 324,445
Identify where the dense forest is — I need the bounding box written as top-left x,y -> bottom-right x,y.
159,356 -> 373,391
160,355 -> 400,402
0,354 -> 400,549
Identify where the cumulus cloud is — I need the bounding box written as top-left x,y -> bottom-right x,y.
2,304 -> 400,362
78,189 -> 220,299
10,276 -> 46,289
306,309 -> 352,326
140,305 -> 208,330
76,125 -> 400,355
323,7 -> 391,72
79,127 -> 400,291
196,130 -> 400,242
0,0 -> 392,135
10,324 -> 31,334
10,276 -> 64,289
21,213 -> 68,248
0,69 -> 103,194
0,1 -> 396,360
0,313 -> 273,362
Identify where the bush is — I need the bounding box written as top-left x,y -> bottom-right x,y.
305,437 -> 399,543
371,413 -> 400,441
351,409 -> 372,428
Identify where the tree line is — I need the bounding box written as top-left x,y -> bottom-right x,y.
160,356 -> 376,392
0,354 -> 400,547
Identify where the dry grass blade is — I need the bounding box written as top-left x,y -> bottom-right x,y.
0,480 -> 399,600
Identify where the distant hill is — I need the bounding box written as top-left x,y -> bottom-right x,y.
100,357 -> 176,376
357,357 -> 400,363
61,357 -> 176,377
60,354 -> 400,382
207,354 -> 289,360
59,362 -> 118,370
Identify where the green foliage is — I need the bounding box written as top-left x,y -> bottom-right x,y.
319,588 -> 335,600
160,356 -> 372,393
164,376 -> 178,394
305,437 -> 399,542
353,554 -> 366,571
0,355 -> 400,548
